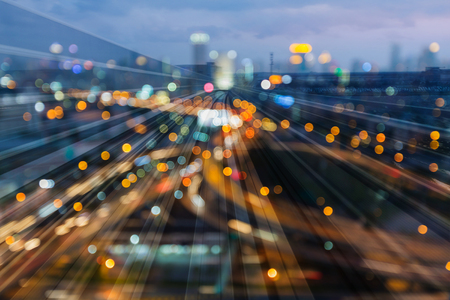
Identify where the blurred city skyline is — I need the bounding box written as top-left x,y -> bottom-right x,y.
5,0 -> 450,72
1,0 -> 450,298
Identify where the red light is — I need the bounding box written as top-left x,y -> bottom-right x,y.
384,167 -> 401,178
304,271 -> 322,280
238,172 -> 247,180
204,83 -> 214,93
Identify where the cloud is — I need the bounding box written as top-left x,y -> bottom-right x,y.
10,0 -> 450,68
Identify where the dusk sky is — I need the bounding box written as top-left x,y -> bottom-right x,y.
10,0 -> 450,71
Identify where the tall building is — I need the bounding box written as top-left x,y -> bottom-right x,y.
214,53 -> 234,90
190,32 -> 209,65
351,59 -> 361,72
390,44 -> 401,71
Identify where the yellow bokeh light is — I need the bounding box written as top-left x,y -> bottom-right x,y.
429,42 -> 440,53
55,106 -> 64,119
269,75 -> 282,85
102,111 -> 110,120
376,133 -> 385,143
351,137 -> 360,148
430,131 -> 440,140
248,104 -> 257,114
157,163 -> 168,172
253,119 -> 262,128
280,120 -> 290,129
359,131 -> 368,140
122,143 -> 132,152
121,91 -> 129,99
113,91 -> 121,100
330,126 -> 340,136
78,161 -> 88,170
305,123 -> 314,132
223,167 -> 232,176
430,140 -> 439,150
375,145 -> 384,154
202,150 -> 211,159
418,225 -> 428,234
267,268 -> 278,278
289,43 -> 312,53
77,101 -> 87,111
169,132 -> 178,142
446,262 -> 450,271
5,236 -> 15,245
16,192 -> 26,202
122,179 -> 131,188
222,124 -> 231,133
394,153 -> 403,162
289,55 -> 303,65
73,202 -> 83,211
240,100 -> 249,109
105,258 -> 115,269
101,151 -> 110,160
260,187 -> 270,196
429,163 -> 438,172
323,206 -> 333,216
233,99 -> 241,108
47,109 -> 56,120
241,111 -> 251,121
326,134 -> 334,143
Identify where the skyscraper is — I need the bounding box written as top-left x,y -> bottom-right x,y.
390,44 -> 401,71
190,32 -> 209,65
